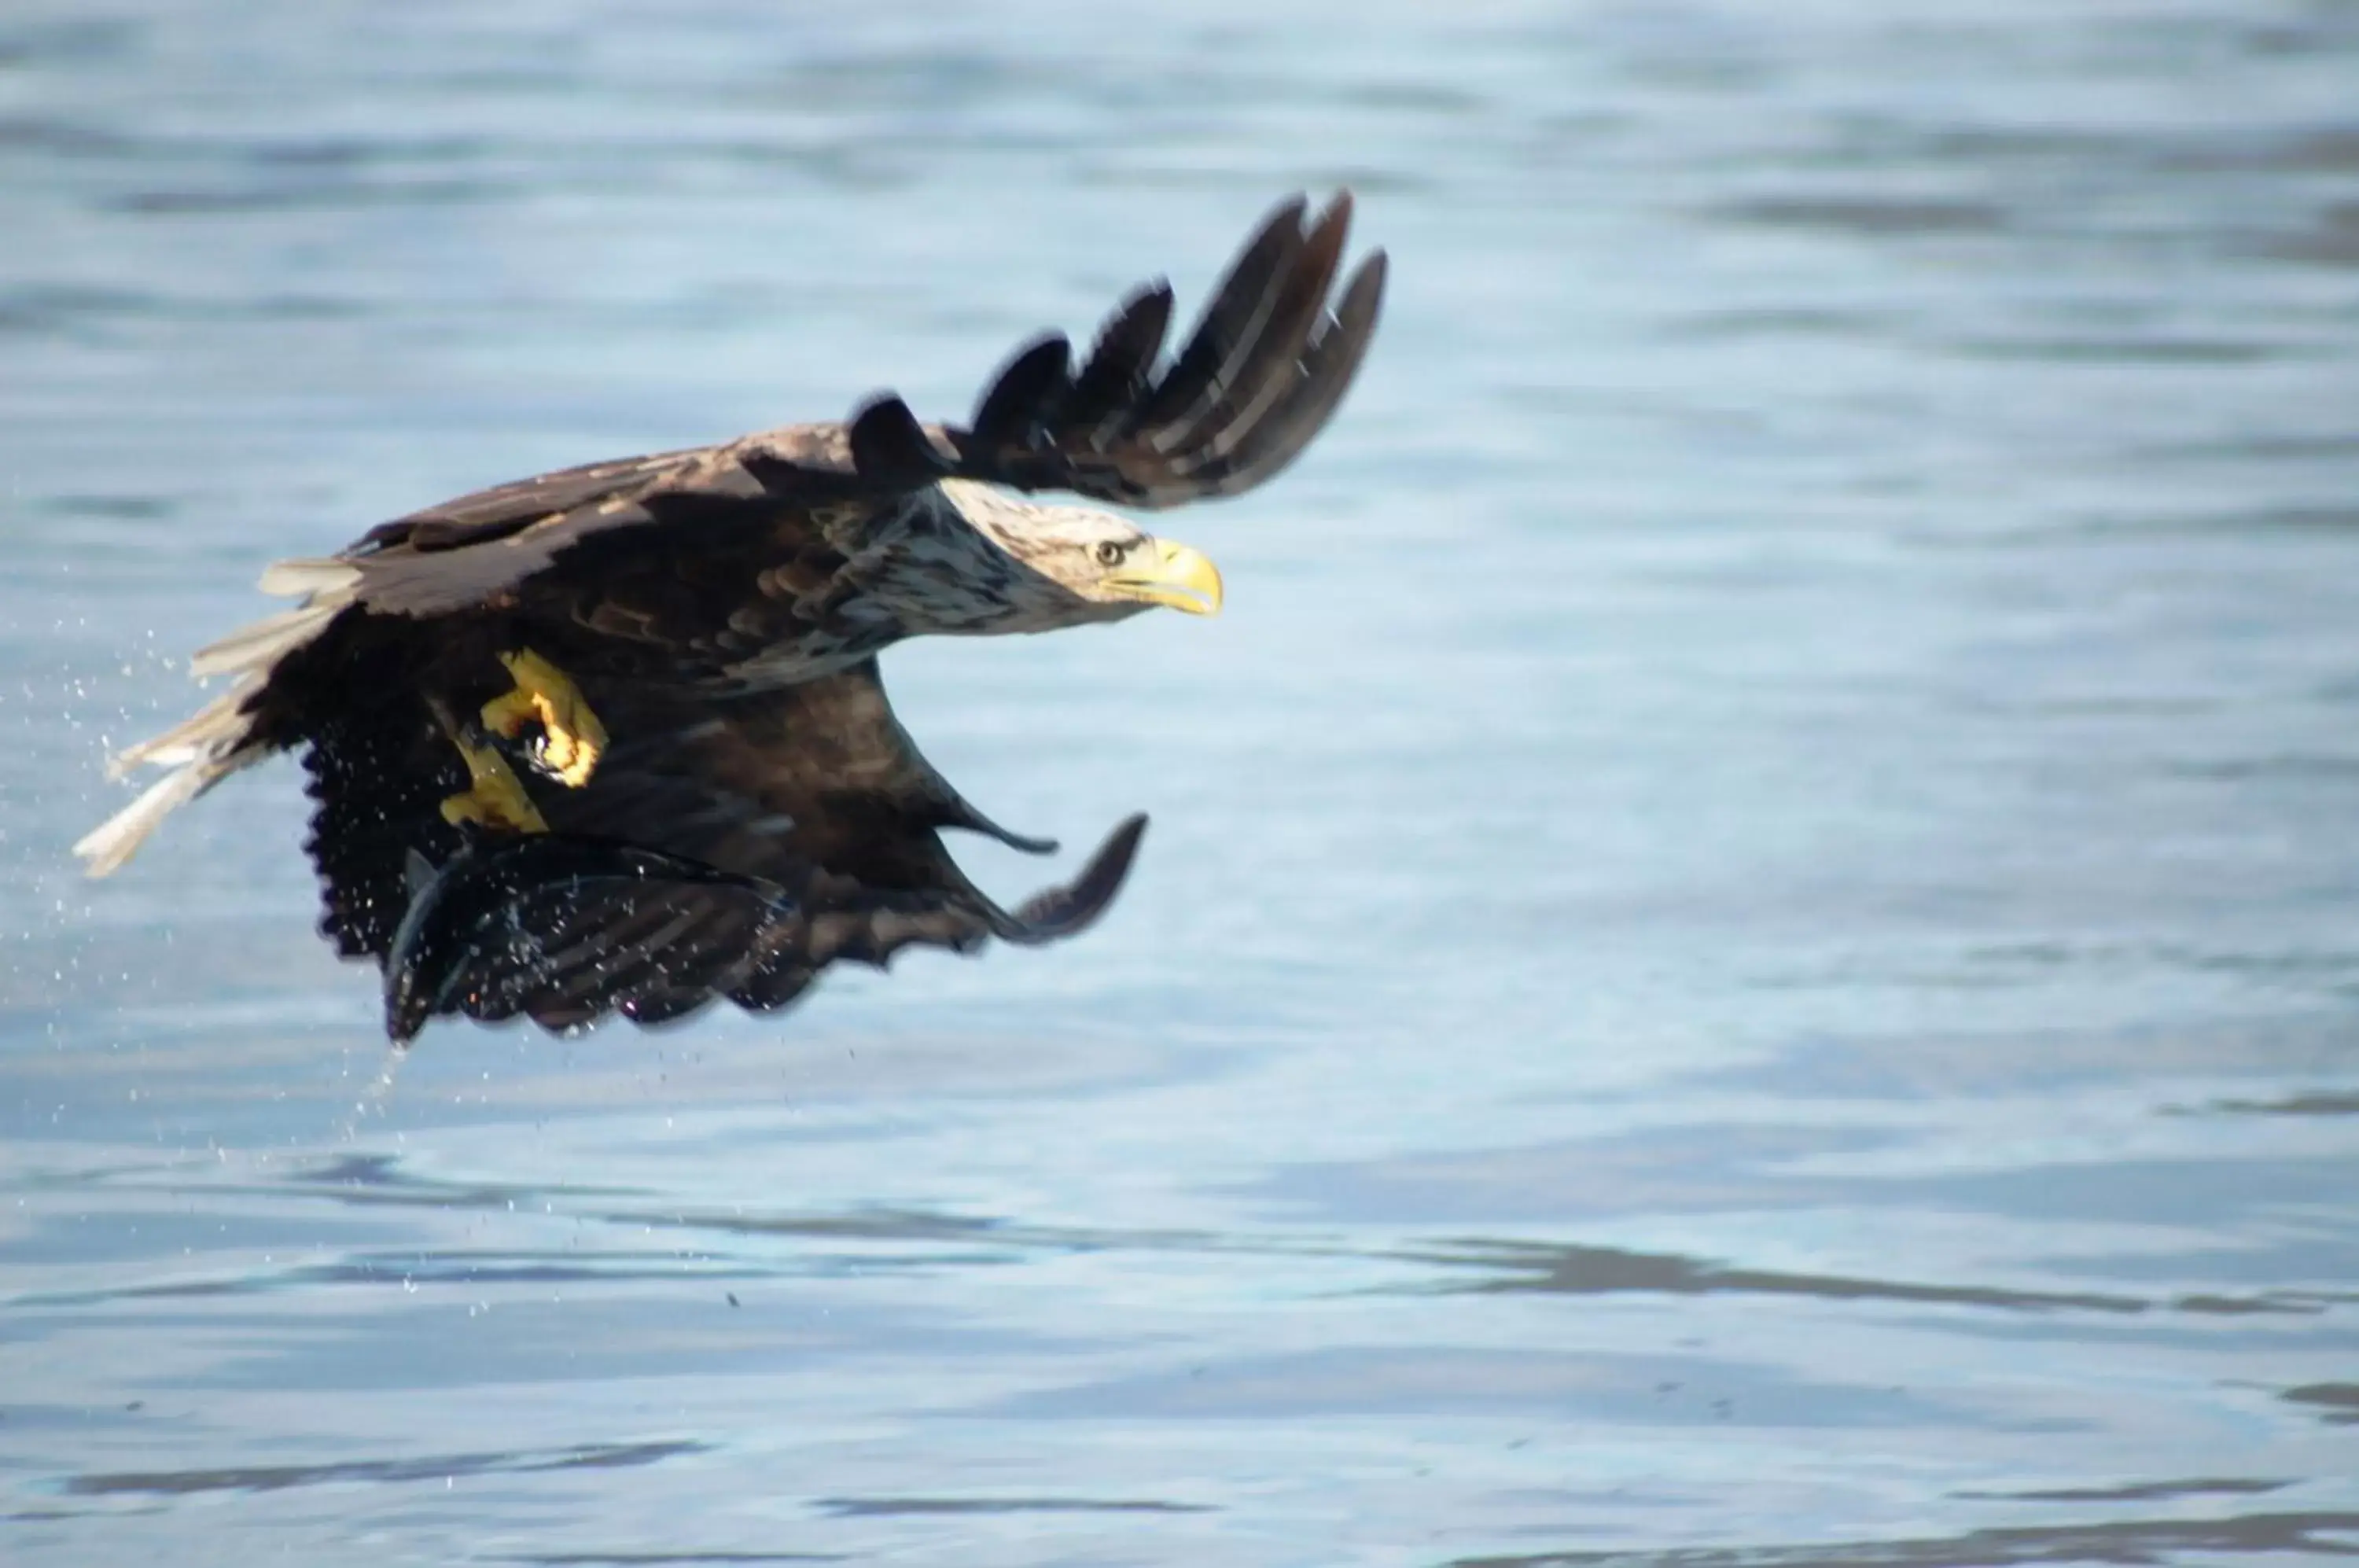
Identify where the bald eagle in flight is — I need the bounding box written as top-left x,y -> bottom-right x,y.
76,193 -> 1386,1042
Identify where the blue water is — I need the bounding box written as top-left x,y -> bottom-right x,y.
5,3 -> 2358,1563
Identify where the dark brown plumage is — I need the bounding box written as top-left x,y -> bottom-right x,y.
78,192 -> 1386,1042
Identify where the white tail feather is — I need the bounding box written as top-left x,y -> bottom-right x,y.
257,558 -> 362,597
190,600 -> 344,678
108,675 -> 262,778
86,554 -> 359,874
74,749 -> 260,876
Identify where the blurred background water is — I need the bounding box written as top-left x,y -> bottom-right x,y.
5,2 -> 2359,1563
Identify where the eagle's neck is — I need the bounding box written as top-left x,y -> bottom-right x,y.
867,482 -> 1135,637
721,485 -> 1132,694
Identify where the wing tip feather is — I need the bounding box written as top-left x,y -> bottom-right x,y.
941,190 -> 1383,507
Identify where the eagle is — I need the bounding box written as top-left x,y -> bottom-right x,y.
76,192 -> 1386,1043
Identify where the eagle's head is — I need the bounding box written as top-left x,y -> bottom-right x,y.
937,478 -> 1225,631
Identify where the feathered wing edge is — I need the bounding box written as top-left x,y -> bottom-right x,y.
843,189 -> 1386,509
73,562 -> 361,876
381,816 -> 1148,1042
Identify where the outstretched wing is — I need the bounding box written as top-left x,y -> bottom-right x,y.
320,190 -> 1382,619
83,192 -> 1379,882
859,190 -> 1386,507
303,660 -> 1148,1040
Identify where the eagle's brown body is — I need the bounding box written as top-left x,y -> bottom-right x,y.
79,193 -> 1385,1040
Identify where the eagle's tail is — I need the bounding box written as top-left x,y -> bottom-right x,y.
75,558 -> 361,877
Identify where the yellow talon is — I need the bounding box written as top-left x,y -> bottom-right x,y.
480,648 -> 607,789
437,733 -> 549,834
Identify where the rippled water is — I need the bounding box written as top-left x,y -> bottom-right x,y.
6,2 -> 2359,1563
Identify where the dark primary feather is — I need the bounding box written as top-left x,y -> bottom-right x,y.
939,189 -> 1386,507
385,838 -> 791,1040
383,818 -> 1146,1042
1134,193 -> 1312,436
1161,246 -> 1386,498
846,396 -> 956,488
1157,195 -> 1355,457
966,334 -> 1076,451
1064,284 -> 1176,439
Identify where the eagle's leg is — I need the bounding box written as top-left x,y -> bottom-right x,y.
429,699 -> 550,834
439,736 -> 550,834
480,648 -> 608,789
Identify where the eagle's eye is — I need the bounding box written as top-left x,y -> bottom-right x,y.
1093,540 -> 1128,567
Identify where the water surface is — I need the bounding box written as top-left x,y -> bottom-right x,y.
4,2 -> 2358,1563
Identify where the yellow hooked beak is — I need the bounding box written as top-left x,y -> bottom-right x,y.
1104,538 -> 1224,617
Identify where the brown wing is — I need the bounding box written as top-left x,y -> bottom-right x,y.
384,820 -> 1144,1041
339,426 -> 879,620
326,190 -> 1382,620
863,189 -> 1387,508
301,660 -> 1146,1040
